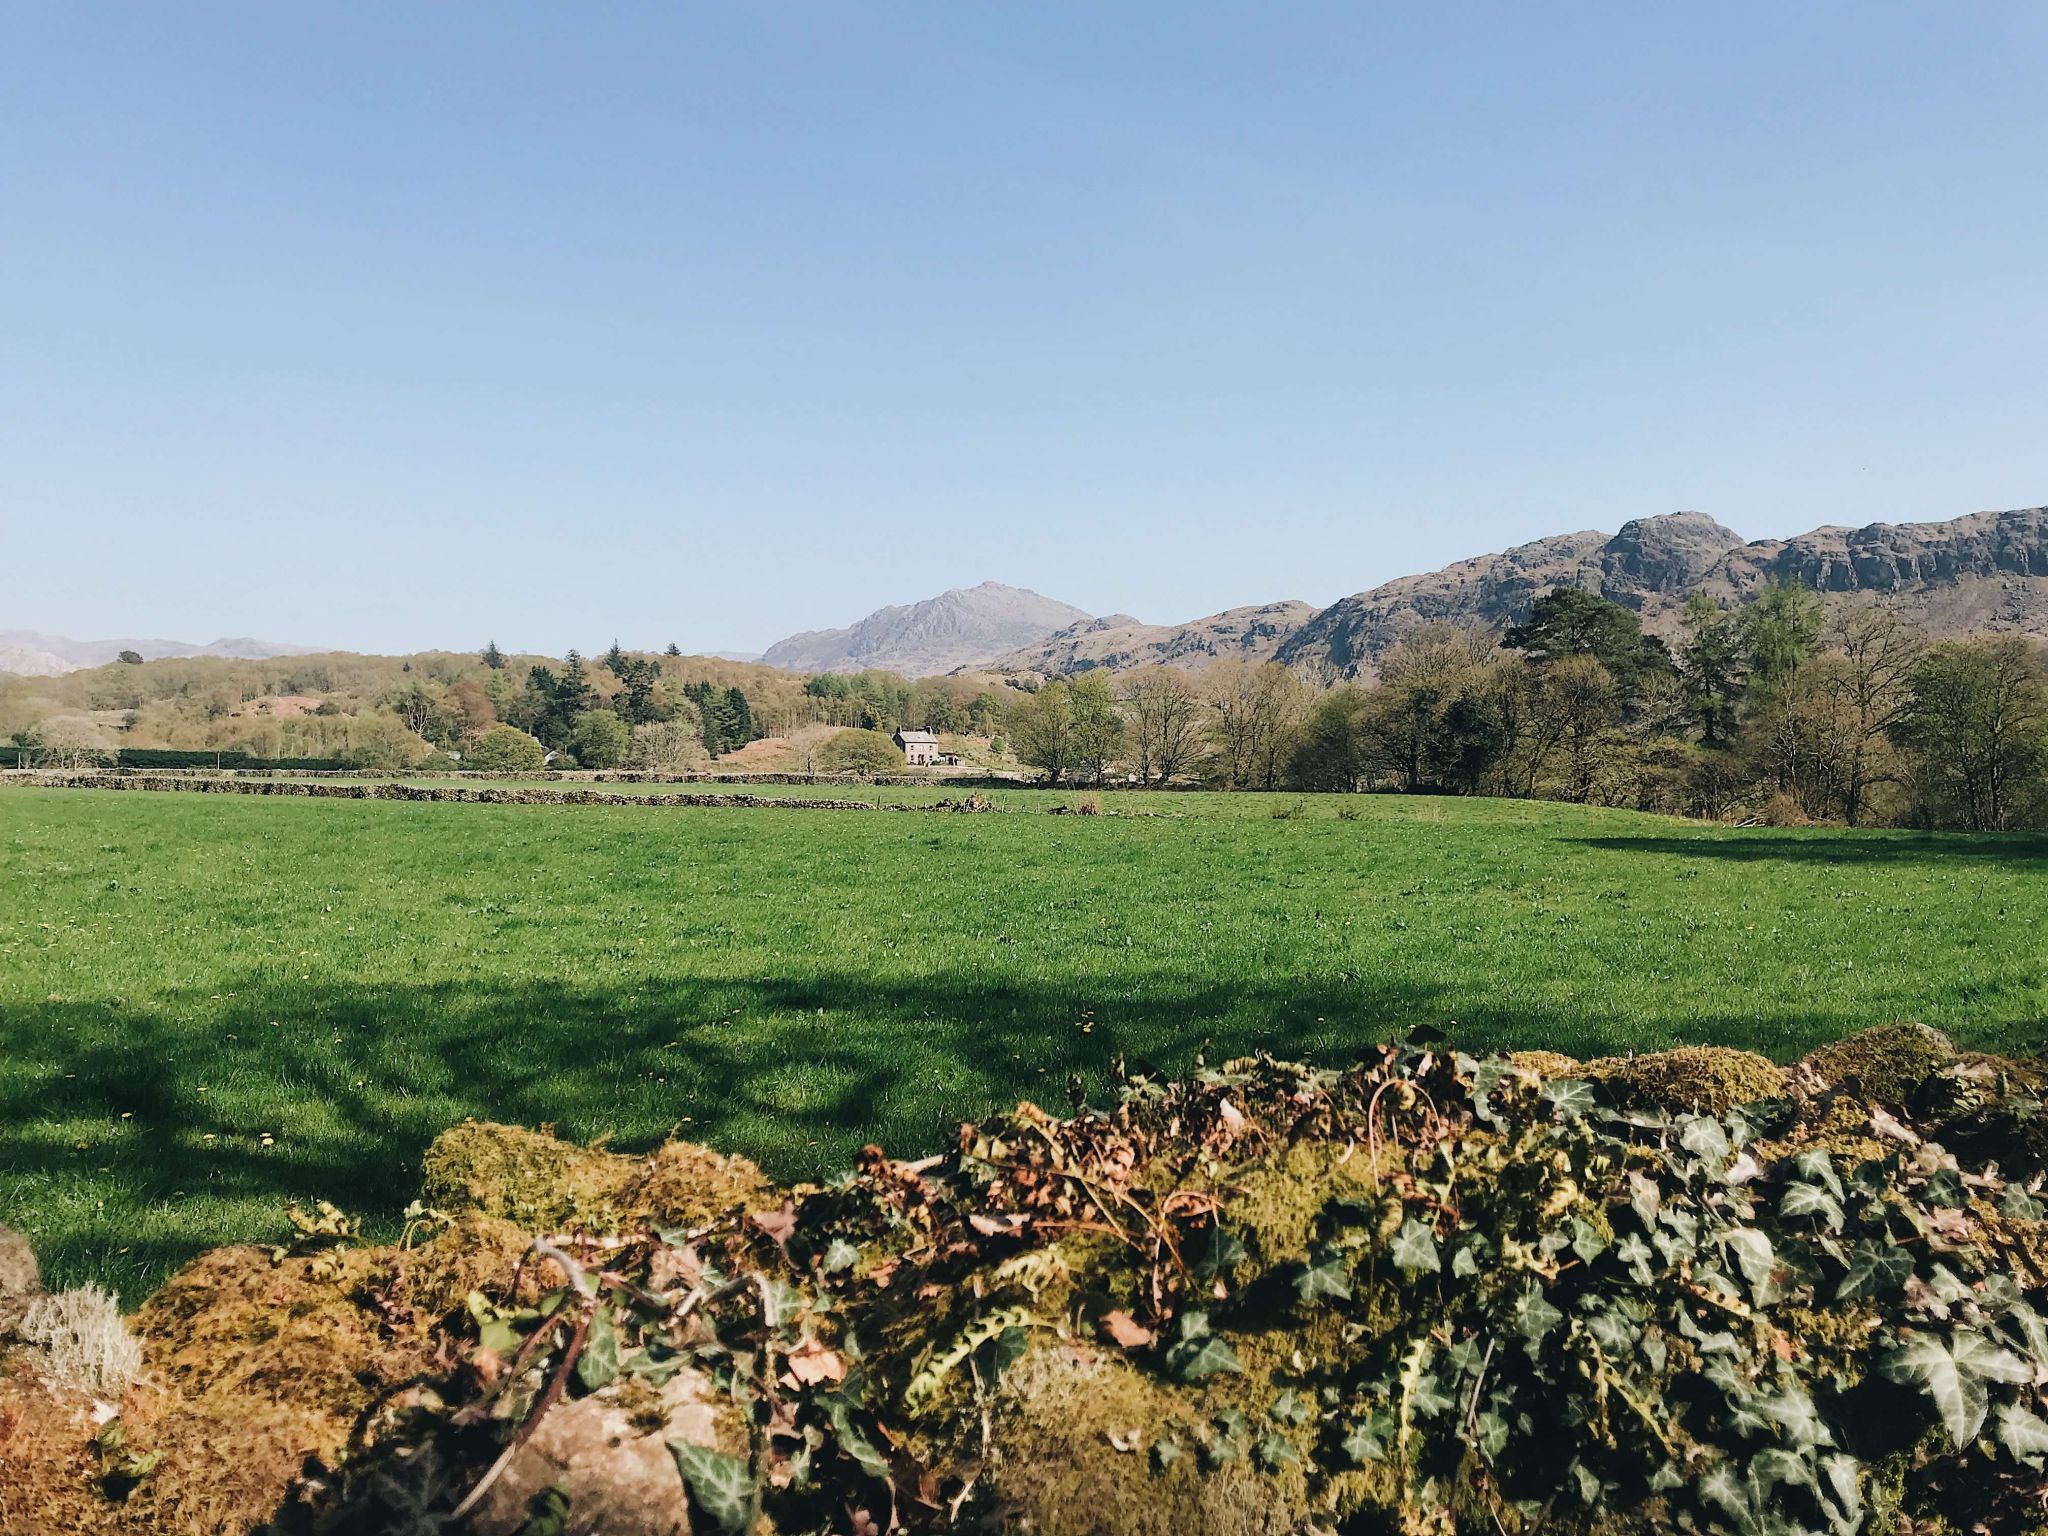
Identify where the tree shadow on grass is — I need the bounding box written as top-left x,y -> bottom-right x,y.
2,968 -> 1465,1290
1573,833 -> 2048,866
6,963 -> 2034,1293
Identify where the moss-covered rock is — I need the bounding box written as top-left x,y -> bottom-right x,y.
1584,1045 -> 1787,1114
419,1122 -> 641,1229
1799,1023 -> 1958,1104
419,1122 -> 772,1234
985,1342 -> 1309,1535
1505,1049 -> 1582,1079
619,1137 -> 776,1230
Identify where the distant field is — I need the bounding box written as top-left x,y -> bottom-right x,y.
3,784 -> 2044,1296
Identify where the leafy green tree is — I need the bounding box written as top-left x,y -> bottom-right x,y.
665,642 -> 682,658
1895,637 -> 2048,830
1503,587 -> 1672,696
1736,578 -> 1824,701
570,709 -> 631,769
1069,673 -> 1126,782
1285,688 -> 1374,791
1009,680 -> 1076,784
1677,594 -> 1745,746
481,640 -> 506,670
117,650 -> 143,665
466,724 -> 548,772
603,640 -> 629,677
1436,690 -> 1510,793
817,728 -> 905,774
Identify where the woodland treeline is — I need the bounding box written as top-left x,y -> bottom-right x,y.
1003,582 -> 2048,831
7,584 -> 2047,829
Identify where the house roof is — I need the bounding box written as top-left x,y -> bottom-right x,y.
895,729 -> 939,743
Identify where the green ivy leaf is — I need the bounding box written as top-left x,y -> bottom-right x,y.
1390,1218 -> 1441,1277
1515,1282 -> 1563,1347
1995,1402 -> 2048,1468
512,1486 -> 571,1536
1294,1246 -> 1353,1305
1879,1334 -> 1991,1445
1923,1168 -> 1966,1207
669,1442 -> 754,1536
1791,1148 -> 1844,1200
1757,1384 -> 1826,1448
1569,1458 -> 1604,1506
822,1237 -> 861,1274
1163,1313 -> 1243,1381
1780,1181 -> 1846,1231
1612,1232 -> 1655,1283
1543,1078 -> 1595,1118
980,1325 -> 1030,1383
1679,1116 -> 1729,1164
1471,1409 -> 1509,1462
1583,1308 -> 1638,1356
576,1307 -> 621,1392
2001,1185 -> 2046,1221
1723,1228 -> 1776,1293
1188,1224 -> 1248,1279
1256,1432 -> 1299,1470
1451,1239 -> 1483,1279
1820,1451 -> 1862,1526
1269,1389 -> 1310,1426
1570,1216 -> 1609,1264
1341,1420 -> 1387,1463
1407,1371 -> 1455,1419
823,1395 -> 892,1482
1953,1330 -> 2031,1385
1836,1241 -> 1914,1301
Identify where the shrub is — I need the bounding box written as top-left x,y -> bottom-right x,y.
465,725 -> 547,773
625,719 -> 707,771
817,729 -> 905,775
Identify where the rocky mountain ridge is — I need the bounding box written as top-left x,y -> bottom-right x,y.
1276,505 -> 2048,678
982,504 -> 2048,682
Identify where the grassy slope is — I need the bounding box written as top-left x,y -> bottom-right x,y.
2,786 -> 2044,1295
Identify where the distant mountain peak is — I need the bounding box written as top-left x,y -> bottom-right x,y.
758,583 -> 1093,676
0,630 -> 317,675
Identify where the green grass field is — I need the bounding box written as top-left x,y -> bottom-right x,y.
4,784 -> 2045,1296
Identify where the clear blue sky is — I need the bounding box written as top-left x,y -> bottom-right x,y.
5,4 -> 2046,657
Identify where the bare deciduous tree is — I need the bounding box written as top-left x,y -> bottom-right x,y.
1120,667 -> 1207,785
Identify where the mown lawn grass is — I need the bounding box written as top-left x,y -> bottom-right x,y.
3,785 -> 2044,1295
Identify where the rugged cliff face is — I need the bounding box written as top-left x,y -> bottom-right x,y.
1277,506 -> 2048,680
